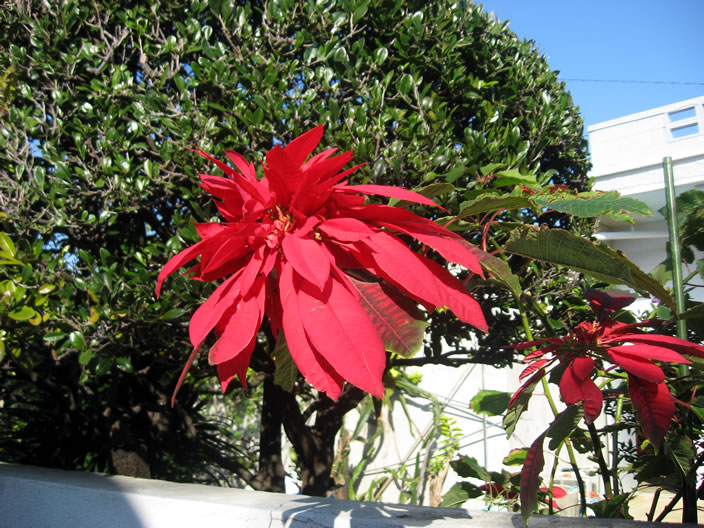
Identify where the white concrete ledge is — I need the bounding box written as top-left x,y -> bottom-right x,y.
0,463 -> 665,527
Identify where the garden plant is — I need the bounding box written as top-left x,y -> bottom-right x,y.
1,0 -> 702,524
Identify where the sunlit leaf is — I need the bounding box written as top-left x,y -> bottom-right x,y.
440,481 -> 483,508
505,226 -> 675,311
470,389 -> 511,416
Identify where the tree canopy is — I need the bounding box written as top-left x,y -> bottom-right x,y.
0,0 -> 590,493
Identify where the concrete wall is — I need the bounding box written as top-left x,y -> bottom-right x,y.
0,463 -> 663,528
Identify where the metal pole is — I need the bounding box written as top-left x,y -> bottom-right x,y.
662,157 -> 688,344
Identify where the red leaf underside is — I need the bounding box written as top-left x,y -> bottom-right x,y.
628,375 -> 675,449
348,275 -> 428,358
521,435 -> 546,523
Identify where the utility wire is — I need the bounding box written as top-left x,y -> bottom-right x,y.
560,78 -> 704,86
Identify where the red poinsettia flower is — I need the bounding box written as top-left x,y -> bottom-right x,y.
510,290 -> 704,447
157,126 -> 487,402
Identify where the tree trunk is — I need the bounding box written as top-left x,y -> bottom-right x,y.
251,376 -> 286,492
280,385 -> 367,497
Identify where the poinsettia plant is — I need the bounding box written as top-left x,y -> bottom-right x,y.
503,290 -> 704,522
157,126 -> 487,403
511,290 -> 704,449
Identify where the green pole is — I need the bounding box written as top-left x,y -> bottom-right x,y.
662,156 -> 687,343
662,155 -> 697,527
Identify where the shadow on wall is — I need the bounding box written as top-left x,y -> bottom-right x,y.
279,494 -> 473,527
0,463 -> 146,528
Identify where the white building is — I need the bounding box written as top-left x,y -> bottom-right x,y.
589,95 -> 704,303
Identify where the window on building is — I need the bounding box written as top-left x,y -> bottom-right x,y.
668,106 -> 700,139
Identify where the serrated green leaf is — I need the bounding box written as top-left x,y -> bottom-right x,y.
546,405 -> 583,450
537,191 -> 653,222
457,195 -> 534,218
505,226 -> 675,312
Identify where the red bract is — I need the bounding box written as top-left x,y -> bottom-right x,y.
510,291 -> 704,447
157,126 -> 487,402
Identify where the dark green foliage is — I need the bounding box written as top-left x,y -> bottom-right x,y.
0,0 -> 589,489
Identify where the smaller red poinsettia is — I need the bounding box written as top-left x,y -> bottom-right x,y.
509,290 -> 704,448
157,126 -> 488,404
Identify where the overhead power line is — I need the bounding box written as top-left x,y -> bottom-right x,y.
560,78 -> 704,86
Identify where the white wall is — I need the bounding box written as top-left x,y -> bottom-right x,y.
0,463 -> 658,528
589,96 -> 704,302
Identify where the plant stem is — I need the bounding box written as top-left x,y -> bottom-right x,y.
587,422 -> 613,500
646,487 -> 662,522
612,394 -> 623,495
517,297 -> 588,516
540,376 -> 588,516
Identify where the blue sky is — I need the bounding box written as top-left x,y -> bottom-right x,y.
477,1 -> 704,130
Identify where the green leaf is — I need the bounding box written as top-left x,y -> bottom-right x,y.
272,336 -> 298,392
352,3 -> 368,23
470,389 -> 511,416
440,481 -> 483,508
374,46 -> 388,65
505,226 -> 676,312
665,434 -> 696,484
78,349 -> 94,365
537,191 -> 653,222
43,331 -> 67,343
68,331 -> 85,349
450,455 -> 491,481
398,73 -> 413,96
115,356 -> 134,373
457,195 -> 533,218
389,182 -> 455,208
0,232 -> 17,258
463,244 -> 522,297
8,305 -> 36,321
162,308 -> 185,320
94,357 -> 112,376
588,493 -> 633,519
502,448 -> 527,466
493,169 -> 537,187
680,303 -> 704,320
503,370 -> 544,439
546,405 -> 583,450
